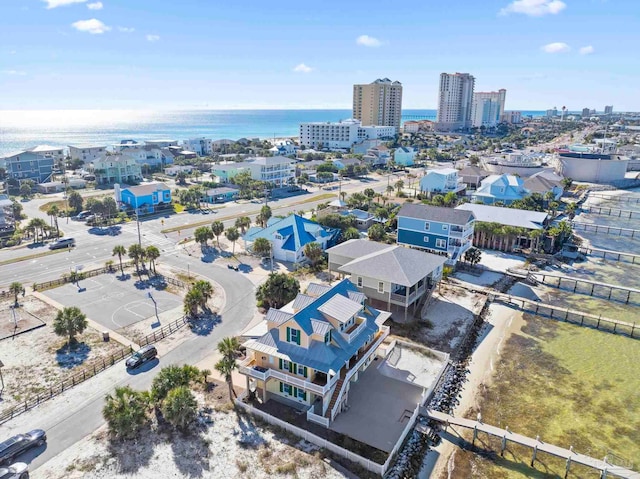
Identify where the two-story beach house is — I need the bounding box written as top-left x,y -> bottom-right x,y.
68,145 -> 107,163
419,168 -> 466,195
116,183 -> 172,214
90,155 -> 143,185
393,146 -> 418,167
240,279 -> 391,426
327,239 -> 447,321
471,174 -> 529,205
4,151 -> 55,184
397,204 -> 475,265
211,156 -> 295,187
243,214 -> 339,264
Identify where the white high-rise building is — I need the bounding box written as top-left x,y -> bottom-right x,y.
353,78 -> 403,132
299,119 -> 395,149
471,89 -> 507,128
436,73 -> 475,131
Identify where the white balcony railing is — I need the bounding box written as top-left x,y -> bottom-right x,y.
239,358 -> 339,396
343,320 -> 367,344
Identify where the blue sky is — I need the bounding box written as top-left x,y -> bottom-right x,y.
0,0 -> 638,111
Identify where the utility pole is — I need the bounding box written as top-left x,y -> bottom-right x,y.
136,207 -> 142,247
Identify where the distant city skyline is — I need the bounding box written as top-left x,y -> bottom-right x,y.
0,0 -> 637,110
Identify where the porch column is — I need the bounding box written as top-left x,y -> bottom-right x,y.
404,288 -> 409,322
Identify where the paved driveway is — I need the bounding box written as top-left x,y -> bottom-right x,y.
329,358 -> 424,453
43,273 -> 183,330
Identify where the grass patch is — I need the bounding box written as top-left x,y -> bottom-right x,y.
450,314 -> 640,478
173,203 -> 185,213
0,247 -> 66,266
160,193 -> 336,234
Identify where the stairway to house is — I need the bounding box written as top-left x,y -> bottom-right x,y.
324,379 -> 344,418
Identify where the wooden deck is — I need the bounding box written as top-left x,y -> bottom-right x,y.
423,410 -> 640,479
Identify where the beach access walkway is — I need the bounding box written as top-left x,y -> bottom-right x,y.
421,410 -> 640,479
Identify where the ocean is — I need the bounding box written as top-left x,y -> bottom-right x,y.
0,109 -> 546,157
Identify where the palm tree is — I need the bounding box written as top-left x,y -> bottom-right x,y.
183,287 -> 203,317
215,356 -> 238,400
161,386 -> 197,431
128,244 -> 145,276
235,216 -> 251,234
112,245 -> 127,275
192,280 -> 214,310
145,245 -> 160,274
253,237 -> 271,258
211,221 -> 224,248
9,282 -> 22,307
217,336 -> 240,362
53,306 -> 88,345
102,386 -> 150,439
225,226 -> 240,255
386,185 -> 394,197
395,180 -> 404,194
46,205 -> 60,238
194,226 -> 213,249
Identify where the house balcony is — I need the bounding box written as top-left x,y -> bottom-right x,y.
238,358 -> 340,396
342,319 -> 367,344
389,284 -> 426,306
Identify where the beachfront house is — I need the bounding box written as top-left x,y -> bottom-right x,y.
458,165 -> 490,190
419,168 -> 466,195
211,156 -> 295,187
455,203 -> 549,252
239,278 -> 391,425
90,155 -> 143,185
397,204 -> 475,265
471,174 -> 529,205
393,146 -> 418,167
4,151 -> 55,184
243,214 -> 339,264
327,239 -> 447,321
122,146 -> 175,167
116,182 -> 172,215
68,145 -> 107,163
362,146 -> 391,167
523,171 -> 564,201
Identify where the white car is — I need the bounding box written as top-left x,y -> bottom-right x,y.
0,462 -> 29,479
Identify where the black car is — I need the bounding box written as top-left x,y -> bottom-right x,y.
0,430 -> 46,465
126,345 -> 158,369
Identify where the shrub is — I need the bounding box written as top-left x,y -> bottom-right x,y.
161,386 -> 198,431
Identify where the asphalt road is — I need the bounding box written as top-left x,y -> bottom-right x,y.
2,260 -> 256,471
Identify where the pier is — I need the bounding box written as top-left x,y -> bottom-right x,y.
581,205 -> 640,219
527,272 -> 640,305
572,221 -> 640,239
577,245 -> 640,264
587,192 -> 640,204
422,410 -> 639,479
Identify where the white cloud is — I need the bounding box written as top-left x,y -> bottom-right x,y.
579,45 -> 594,55
146,34 -> 160,42
118,26 -> 135,33
356,35 -> 383,47
3,70 -> 27,76
71,18 -> 111,34
9,50 -> 17,55
542,42 -> 570,53
87,1 -> 103,10
500,0 -> 566,16
43,0 -> 87,9
293,63 -> 313,73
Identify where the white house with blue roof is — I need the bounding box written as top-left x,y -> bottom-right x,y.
471,174 -> 530,205
240,278 -> 391,426
243,214 -> 339,264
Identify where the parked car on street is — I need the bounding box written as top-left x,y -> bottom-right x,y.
126,345 -> 158,369
72,211 -> 91,221
0,430 -> 46,465
0,462 -> 29,479
48,238 -> 75,250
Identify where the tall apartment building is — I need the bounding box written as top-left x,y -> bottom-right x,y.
471,89 -> 506,128
352,78 -> 403,132
582,108 -> 591,118
604,105 -> 613,115
435,73 -> 475,131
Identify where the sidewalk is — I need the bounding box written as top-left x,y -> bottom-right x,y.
32,290 -> 141,351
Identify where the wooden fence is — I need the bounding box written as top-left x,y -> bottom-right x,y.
528,272 -> 640,305
0,345 -> 132,425
572,222 -> 640,239
577,246 -> 640,265
32,261 -> 134,291
581,205 -> 640,219
138,315 -> 189,347
587,192 -> 640,204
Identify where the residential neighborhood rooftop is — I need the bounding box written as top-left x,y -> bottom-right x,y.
121,182 -> 170,196
244,214 -> 338,252
399,203 -> 475,224
455,203 -> 548,230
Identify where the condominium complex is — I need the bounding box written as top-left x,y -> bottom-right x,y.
435,73 -> 475,131
604,105 -> 613,115
299,119 -> 395,150
68,144 -> 107,162
471,89 -> 506,128
352,78 -> 403,132
211,156 -> 294,187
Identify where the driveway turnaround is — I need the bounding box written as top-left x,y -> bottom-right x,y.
42,274 -> 183,330
330,358 -> 424,453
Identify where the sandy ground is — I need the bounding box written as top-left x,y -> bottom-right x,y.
477,250 -> 527,273
420,303 -> 525,479
379,343 -> 446,389
0,295 -> 124,411
33,399 -> 346,479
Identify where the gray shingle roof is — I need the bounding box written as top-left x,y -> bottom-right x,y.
326,239 -> 390,259
318,294 -> 363,324
399,204 -> 474,225
338,243 -> 447,287
455,203 -> 548,230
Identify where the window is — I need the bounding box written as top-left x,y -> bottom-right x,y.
297,389 -> 306,400
424,222 -> 430,231
378,282 -> 384,293
286,327 -> 300,345
282,383 -> 291,395
282,359 -> 290,371
357,277 -> 363,287
324,330 -> 332,344
423,236 -> 430,244
436,239 -> 447,248
442,224 -> 448,231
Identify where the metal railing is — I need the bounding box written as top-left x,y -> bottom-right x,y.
138,315 -> 189,347
238,358 -> 337,396
343,320 -> 367,344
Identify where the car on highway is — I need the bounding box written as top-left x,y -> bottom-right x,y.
126,345 -> 158,369
0,429 -> 46,466
0,462 -> 29,479
48,238 -> 75,250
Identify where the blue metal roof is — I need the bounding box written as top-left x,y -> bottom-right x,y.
244,214 -> 339,252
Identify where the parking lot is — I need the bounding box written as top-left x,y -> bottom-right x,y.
43,273 -> 183,331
